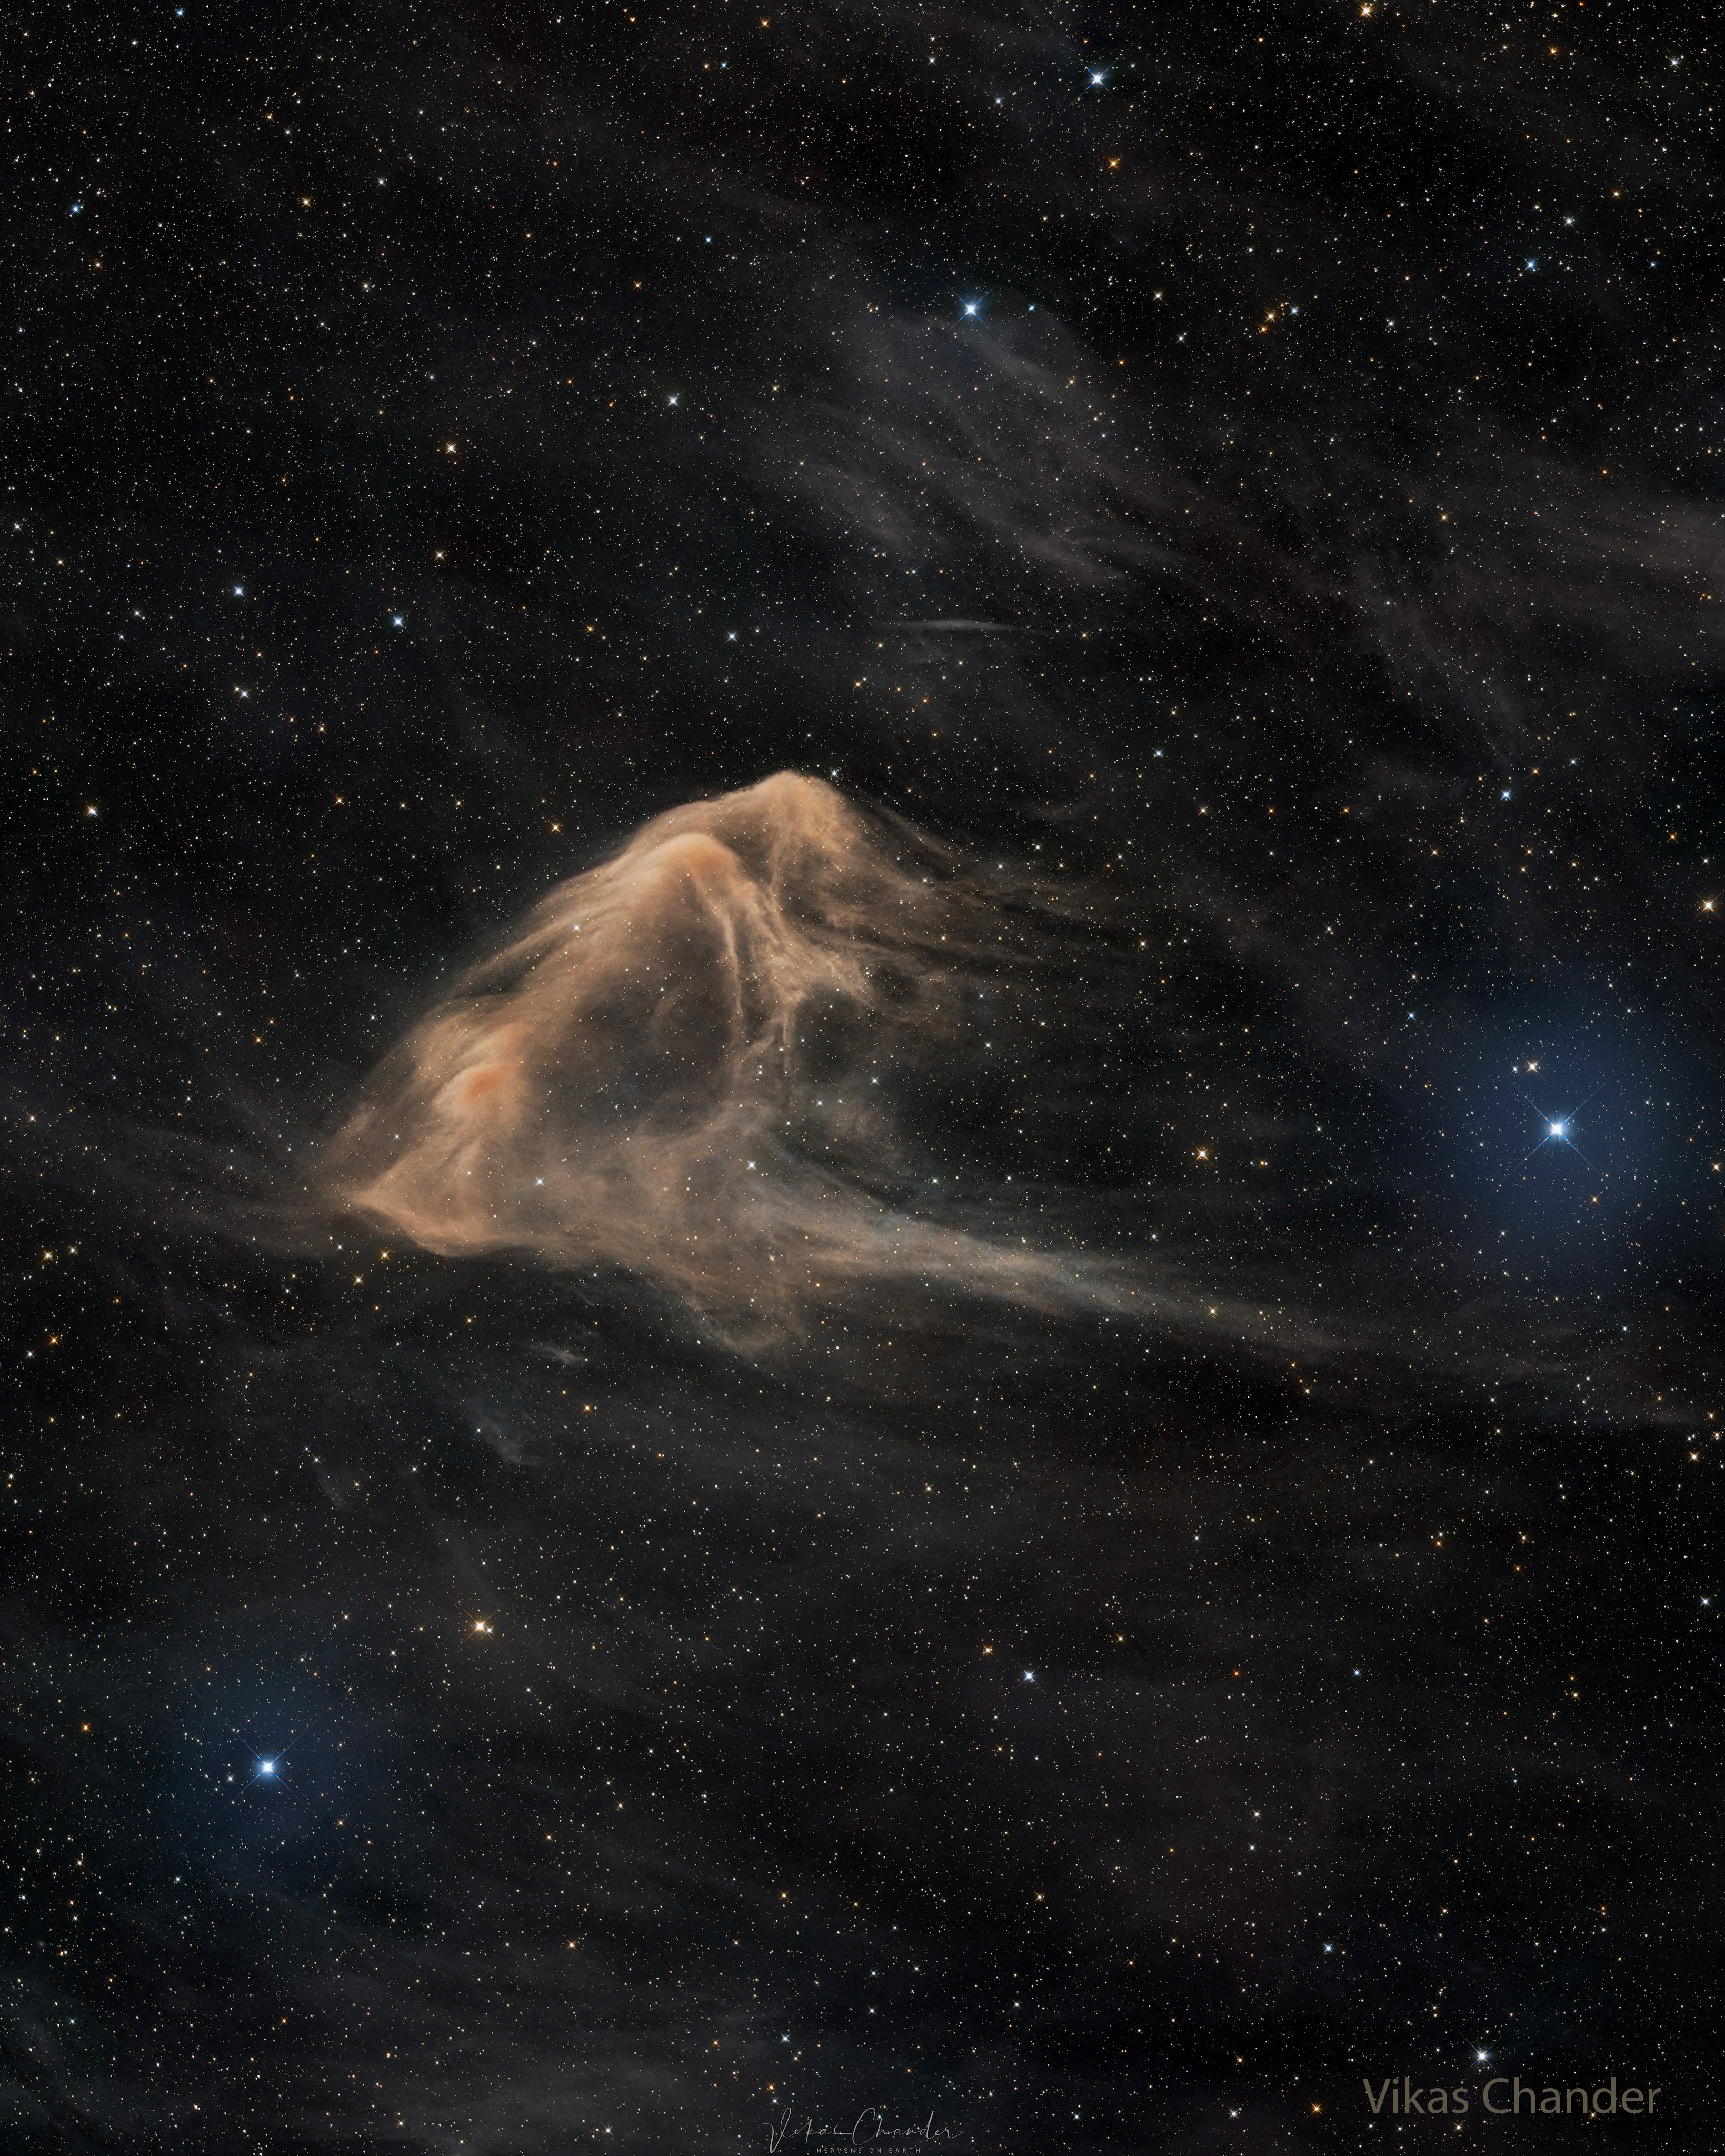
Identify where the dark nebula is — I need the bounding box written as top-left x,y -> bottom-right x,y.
4,0 -> 1721,2148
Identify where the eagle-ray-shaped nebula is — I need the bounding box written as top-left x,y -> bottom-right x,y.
327,772 -> 1125,1334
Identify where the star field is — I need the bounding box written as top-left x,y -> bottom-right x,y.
3,0 -> 1722,2147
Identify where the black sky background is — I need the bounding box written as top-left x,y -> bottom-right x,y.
4,0 -> 1724,2148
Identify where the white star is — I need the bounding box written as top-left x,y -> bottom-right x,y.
962,300 -> 980,316
1090,69 -> 1106,85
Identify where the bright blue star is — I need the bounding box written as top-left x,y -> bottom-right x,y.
1090,69 -> 1106,86
244,1742 -> 293,1786
962,300 -> 980,317
1517,1087 -> 1601,1170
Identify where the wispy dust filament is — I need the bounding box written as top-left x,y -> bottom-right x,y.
324,772 -> 1106,1336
